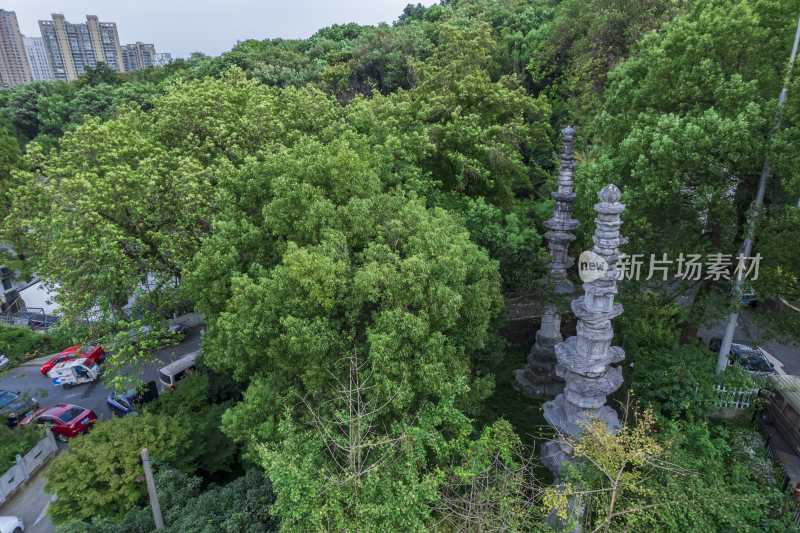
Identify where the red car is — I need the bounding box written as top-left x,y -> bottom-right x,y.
20,403 -> 97,442
41,345 -> 105,375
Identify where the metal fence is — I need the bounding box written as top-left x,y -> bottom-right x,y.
691,383 -> 759,410
712,384 -> 758,409
757,414 -> 800,526
0,305 -> 59,331
0,428 -> 57,504
0,315 -> 27,327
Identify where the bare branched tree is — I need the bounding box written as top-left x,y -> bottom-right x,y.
299,347 -> 409,523
434,422 -> 548,533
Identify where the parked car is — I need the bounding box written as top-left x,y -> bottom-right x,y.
0,515 -> 24,533
135,323 -> 186,341
729,283 -> 757,306
158,351 -> 199,391
709,337 -> 776,377
761,374 -> 800,455
107,381 -> 158,417
19,403 -> 97,442
117,324 -> 186,351
46,358 -> 102,389
40,345 -> 105,375
0,390 -> 38,427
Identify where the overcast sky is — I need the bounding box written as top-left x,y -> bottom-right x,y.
5,1 -> 438,59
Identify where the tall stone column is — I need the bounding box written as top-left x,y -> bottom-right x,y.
546,126 -> 580,295
540,184 -> 627,530
514,126 -> 579,399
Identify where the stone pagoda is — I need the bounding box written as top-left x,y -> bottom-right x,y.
541,183 -> 627,487
514,125 -> 579,399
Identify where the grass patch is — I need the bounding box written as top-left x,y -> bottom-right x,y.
0,322 -> 77,371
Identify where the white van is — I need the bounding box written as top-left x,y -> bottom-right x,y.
158,351 -> 199,391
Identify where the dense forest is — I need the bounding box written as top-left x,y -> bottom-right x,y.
2,0 -> 800,531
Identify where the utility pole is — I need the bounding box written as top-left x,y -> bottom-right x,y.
141,448 -> 165,530
716,14 -> 800,374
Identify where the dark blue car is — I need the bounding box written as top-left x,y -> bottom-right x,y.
0,389 -> 39,426
107,381 -> 158,417
107,389 -> 139,417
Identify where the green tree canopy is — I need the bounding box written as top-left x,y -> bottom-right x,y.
45,413 -> 193,523
186,134 -> 504,529
578,0 -> 800,342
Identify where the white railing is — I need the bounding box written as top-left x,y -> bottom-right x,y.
712,384 -> 758,409
0,428 -> 57,503
0,315 -> 28,327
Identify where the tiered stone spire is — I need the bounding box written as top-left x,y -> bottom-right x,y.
541,183 -> 627,486
546,126 -> 580,294
514,126 -> 579,399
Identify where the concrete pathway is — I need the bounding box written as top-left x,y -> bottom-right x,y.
0,453 -> 59,533
0,319 -> 205,530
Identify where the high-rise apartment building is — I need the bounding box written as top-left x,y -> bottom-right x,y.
152,52 -> 172,68
0,10 -> 31,86
121,42 -> 155,72
23,36 -> 53,81
39,14 -> 125,81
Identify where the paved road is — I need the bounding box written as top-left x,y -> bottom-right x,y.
2,326 -> 203,423
0,326 -> 203,531
0,457 -> 59,533
699,306 -> 800,376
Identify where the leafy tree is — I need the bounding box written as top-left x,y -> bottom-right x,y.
527,0 -> 682,132
186,135 -> 504,528
5,105 -> 214,320
56,469 -> 278,533
646,419 -> 795,531
262,350 -> 444,531
319,22 -> 432,99
159,469 -> 277,532
397,3 -> 429,25
45,413 -> 194,523
346,22 -> 555,207
144,373 -> 239,475
0,322 -> 73,364
462,197 -> 549,291
578,0 -> 800,344
47,373 -> 239,524
547,403 -> 795,531
3,69 -> 347,376
0,119 -> 21,218
0,425 -> 44,471
3,81 -> 56,144
341,22 -> 554,293
36,89 -> 76,139
436,420 -> 550,532
78,62 -> 121,88
347,25 -> 553,205
617,292 -> 755,420
767,68 -> 800,308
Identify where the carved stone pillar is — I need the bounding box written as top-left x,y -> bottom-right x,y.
514,126 -> 579,399
546,126 -> 580,295
540,184 -> 627,531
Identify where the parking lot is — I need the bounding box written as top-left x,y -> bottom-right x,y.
0,326 -> 203,532
0,325 -> 203,423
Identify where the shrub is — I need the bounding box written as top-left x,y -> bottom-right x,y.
0,424 -> 44,472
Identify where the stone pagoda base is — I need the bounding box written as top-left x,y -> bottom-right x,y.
513,369 -> 565,400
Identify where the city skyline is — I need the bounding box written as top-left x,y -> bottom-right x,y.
3,1 -> 439,60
